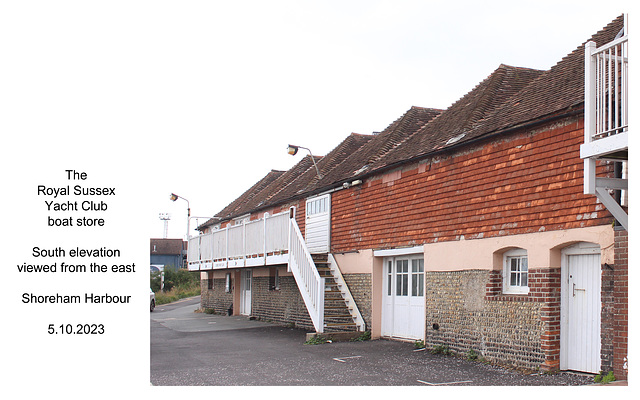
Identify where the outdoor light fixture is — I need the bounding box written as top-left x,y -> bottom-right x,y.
287,144 -> 322,179
169,193 -> 191,266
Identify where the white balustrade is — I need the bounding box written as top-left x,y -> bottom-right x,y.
187,210 -> 292,270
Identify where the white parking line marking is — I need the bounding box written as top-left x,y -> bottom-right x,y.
333,356 -> 362,363
417,379 -> 473,386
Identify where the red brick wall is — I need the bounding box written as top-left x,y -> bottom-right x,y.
613,228 -> 628,379
332,117 -> 613,252
485,268 -> 562,371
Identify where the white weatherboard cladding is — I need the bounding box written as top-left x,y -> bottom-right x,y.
561,243 -> 601,373
305,194 -> 330,254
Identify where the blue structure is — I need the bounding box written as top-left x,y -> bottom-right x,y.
150,238 -> 186,271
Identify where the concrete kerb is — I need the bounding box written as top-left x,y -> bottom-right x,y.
304,331 -> 365,342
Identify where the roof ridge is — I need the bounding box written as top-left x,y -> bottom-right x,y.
464,14 -> 624,139
366,62 -> 545,170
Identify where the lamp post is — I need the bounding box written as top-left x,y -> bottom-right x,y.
170,193 -> 190,239
170,193 -> 190,269
287,144 -> 322,179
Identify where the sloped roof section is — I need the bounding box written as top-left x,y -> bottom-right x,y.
464,15 -> 624,140
374,15 -> 624,169
150,238 -> 184,255
199,169 -> 285,229
371,64 -> 545,169
267,133 -> 374,204
226,156 -> 319,219
322,106 -> 442,182
213,169 -> 285,221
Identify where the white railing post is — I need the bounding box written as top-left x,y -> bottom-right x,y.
584,40 -> 597,195
242,219 -> 246,267
225,225 -> 229,268
263,213 -> 268,265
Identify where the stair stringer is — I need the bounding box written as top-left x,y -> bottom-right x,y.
326,254 -> 366,332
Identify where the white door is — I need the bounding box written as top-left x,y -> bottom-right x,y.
240,269 -> 252,316
305,194 -> 330,253
382,256 -> 425,340
560,243 -> 601,373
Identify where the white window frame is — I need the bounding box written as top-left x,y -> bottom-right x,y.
411,258 -> 424,297
503,248 -> 529,295
233,215 -> 250,226
306,195 -> 328,216
225,273 -> 232,293
384,255 -> 425,298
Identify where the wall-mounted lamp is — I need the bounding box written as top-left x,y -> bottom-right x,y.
287,144 -> 322,179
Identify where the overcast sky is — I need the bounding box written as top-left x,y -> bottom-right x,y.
2,1 -> 633,241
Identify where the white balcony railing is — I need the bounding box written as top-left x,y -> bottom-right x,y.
187,210 -> 290,270
582,24 -> 628,160
581,16 -> 629,230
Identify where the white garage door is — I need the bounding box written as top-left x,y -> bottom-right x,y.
382,256 -> 425,340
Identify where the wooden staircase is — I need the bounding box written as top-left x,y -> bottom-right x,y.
312,254 -> 365,332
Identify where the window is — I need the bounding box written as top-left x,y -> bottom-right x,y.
411,259 -> 424,297
503,248 -> 528,294
207,271 -> 213,290
234,215 -> 250,226
269,267 -> 280,291
306,196 -> 328,216
225,273 -> 232,293
395,260 -> 409,296
384,254 -> 424,299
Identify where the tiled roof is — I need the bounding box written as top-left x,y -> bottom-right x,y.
204,15 -> 624,226
321,106 -> 443,182
465,15 -> 624,141
198,155 -> 322,228
372,15 -> 624,169
260,133 -> 374,205
369,64 -> 545,169
212,169 -> 285,221
150,238 -> 185,254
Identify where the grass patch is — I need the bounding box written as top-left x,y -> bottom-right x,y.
154,285 -> 201,305
151,268 -> 201,305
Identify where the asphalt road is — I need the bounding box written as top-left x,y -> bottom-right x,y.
150,297 -> 595,386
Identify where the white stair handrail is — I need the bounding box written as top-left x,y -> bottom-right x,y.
288,214 -> 325,333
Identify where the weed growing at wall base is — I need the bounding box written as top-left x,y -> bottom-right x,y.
430,344 -> 451,355
594,371 -> 616,384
